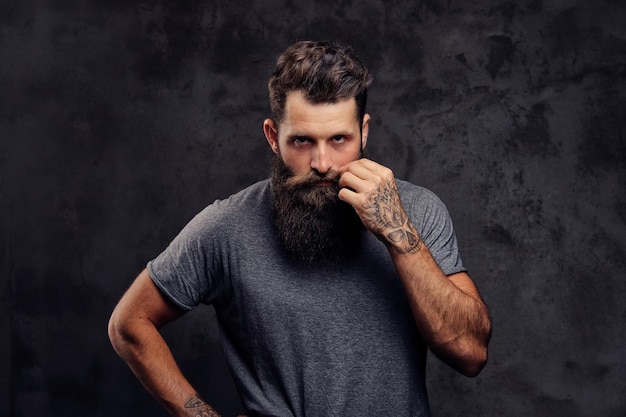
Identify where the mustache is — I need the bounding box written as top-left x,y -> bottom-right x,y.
284,169 -> 341,189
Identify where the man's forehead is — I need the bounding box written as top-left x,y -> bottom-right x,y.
281,90 -> 359,126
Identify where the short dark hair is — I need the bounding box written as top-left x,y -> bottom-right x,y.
268,41 -> 373,123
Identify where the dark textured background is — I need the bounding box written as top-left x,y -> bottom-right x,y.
1,1 -> 625,416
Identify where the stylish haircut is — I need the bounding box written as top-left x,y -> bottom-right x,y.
268,41 -> 373,124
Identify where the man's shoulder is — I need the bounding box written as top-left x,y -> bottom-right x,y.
207,178 -> 269,206
395,179 -> 440,201
225,178 -> 271,203
181,179 -> 271,237
395,178 -> 450,217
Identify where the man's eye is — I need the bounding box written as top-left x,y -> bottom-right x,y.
333,135 -> 346,143
293,137 -> 311,145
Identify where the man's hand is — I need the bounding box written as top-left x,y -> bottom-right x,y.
338,158 -> 422,254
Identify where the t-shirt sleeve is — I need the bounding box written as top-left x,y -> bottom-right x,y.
147,205 -> 223,311
404,185 -> 467,276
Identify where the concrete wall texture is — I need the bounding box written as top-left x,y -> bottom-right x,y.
1,1 -> 624,416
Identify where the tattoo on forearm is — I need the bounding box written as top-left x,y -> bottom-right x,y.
370,178 -> 423,254
184,395 -> 220,417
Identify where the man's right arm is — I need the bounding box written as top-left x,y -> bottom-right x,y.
108,268 -> 222,417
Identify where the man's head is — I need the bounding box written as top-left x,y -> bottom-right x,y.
264,40 -> 373,265
264,41 -> 373,178
267,40 -> 372,125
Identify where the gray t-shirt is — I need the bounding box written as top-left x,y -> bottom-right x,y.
148,179 -> 466,417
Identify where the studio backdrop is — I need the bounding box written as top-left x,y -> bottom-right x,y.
1,1 -> 624,416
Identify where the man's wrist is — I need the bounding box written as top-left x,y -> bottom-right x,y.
383,222 -> 423,255
181,394 -> 221,417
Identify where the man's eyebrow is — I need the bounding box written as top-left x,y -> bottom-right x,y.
331,130 -> 356,137
289,130 -> 356,139
288,134 -> 314,141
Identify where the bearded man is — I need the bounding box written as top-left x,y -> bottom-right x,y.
108,40 -> 492,417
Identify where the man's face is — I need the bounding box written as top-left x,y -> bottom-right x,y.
264,90 -> 370,265
264,90 -> 370,177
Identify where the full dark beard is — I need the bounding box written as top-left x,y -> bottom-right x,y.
270,155 -> 364,266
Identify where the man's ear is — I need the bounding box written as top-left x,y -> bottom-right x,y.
263,119 -> 279,154
361,113 -> 370,150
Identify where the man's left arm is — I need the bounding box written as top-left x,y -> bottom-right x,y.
338,159 -> 492,377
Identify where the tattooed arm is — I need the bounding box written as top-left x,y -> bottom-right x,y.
108,269 -> 227,416
338,159 -> 491,377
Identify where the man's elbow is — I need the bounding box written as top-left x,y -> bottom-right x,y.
456,346 -> 488,377
459,325 -> 491,377
107,309 -> 124,354
435,331 -> 491,377
459,314 -> 492,377
107,308 -> 137,357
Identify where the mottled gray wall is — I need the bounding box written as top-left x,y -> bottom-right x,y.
1,1 -> 624,416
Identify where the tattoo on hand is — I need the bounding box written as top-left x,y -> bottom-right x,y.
370,178 -> 423,254
184,395 -> 220,417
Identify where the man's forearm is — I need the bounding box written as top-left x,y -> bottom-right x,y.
108,314 -> 221,416
390,243 -> 491,376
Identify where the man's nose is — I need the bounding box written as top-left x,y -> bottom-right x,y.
311,144 -> 331,174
